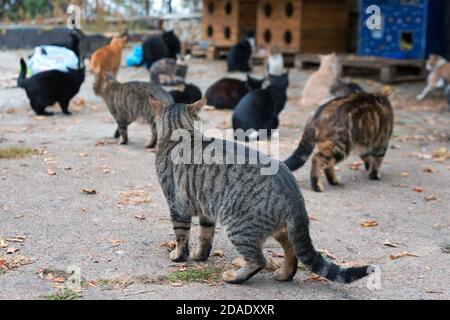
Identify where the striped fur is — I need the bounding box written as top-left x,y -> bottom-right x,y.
93,75 -> 173,148
285,92 -> 394,192
149,58 -> 188,86
151,99 -> 373,285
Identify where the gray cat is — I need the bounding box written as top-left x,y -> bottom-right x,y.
149,57 -> 189,86
93,75 -> 173,148
150,98 -> 373,284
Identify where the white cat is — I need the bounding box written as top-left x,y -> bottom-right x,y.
301,53 -> 340,108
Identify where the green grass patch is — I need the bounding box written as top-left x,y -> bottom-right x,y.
0,146 -> 37,159
44,289 -> 80,300
168,266 -> 221,283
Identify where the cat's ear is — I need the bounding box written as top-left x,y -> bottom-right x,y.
149,98 -> 163,113
187,98 -> 207,113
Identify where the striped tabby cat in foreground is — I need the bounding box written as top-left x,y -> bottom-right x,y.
285,92 -> 394,192
150,98 -> 373,285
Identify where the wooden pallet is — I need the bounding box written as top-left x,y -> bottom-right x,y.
296,54 -> 426,83
206,45 -> 232,60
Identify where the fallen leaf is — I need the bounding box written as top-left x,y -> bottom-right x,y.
412,186 -> 425,193
0,238 -> 7,248
424,195 -> 439,202
389,252 -> 419,260
212,250 -> 225,258
422,166 -> 438,173
361,220 -> 378,228
81,189 -> 97,195
78,153 -> 89,157
134,214 -> 146,221
392,183 -> 409,188
109,239 -> 123,247
53,277 -> 66,283
46,169 -> 56,176
170,282 -> 183,287
401,172 -> 410,177
267,250 -> 284,258
347,161 -> 363,171
117,189 -> 150,206
426,289 -> 444,295
6,247 -> 18,254
160,240 -> 176,251
383,240 -> 398,248
306,275 -> 328,283
6,236 -> 26,243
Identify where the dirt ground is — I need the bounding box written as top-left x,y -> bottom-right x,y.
0,49 -> 449,300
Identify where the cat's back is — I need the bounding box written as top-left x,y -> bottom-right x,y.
191,138 -> 304,211
124,81 -> 173,105
311,92 -> 393,129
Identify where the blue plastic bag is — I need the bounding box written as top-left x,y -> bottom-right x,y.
126,45 -> 143,66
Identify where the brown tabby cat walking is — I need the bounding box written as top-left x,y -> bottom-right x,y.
93,74 -> 173,148
285,92 -> 394,192
150,98 -> 372,285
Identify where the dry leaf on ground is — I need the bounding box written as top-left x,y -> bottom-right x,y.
422,166 -> 438,173
361,220 -> 378,228
117,189 -> 150,206
6,247 -> 18,254
412,186 -> 425,193
424,195 -> 439,202
81,189 -> 97,195
389,252 -> 419,260
160,240 -> 176,251
134,214 -> 146,220
383,240 -> 398,248
109,239 -> 123,247
347,161 -> 363,171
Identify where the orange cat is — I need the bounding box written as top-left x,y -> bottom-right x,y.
90,36 -> 127,78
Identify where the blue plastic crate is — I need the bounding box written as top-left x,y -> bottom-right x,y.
358,0 -> 445,59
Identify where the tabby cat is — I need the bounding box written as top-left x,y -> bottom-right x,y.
150,98 -> 372,285
285,92 -> 394,192
93,75 -> 173,148
149,57 -> 189,86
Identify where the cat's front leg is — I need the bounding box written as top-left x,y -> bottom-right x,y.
310,153 -> 325,192
170,218 -> 191,262
146,126 -> 157,149
416,85 -> 431,100
114,126 -> 120,139
191,215 -> 215,261
118,125 -> 128,145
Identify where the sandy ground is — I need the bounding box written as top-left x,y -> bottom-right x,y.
0,49 -> 449,300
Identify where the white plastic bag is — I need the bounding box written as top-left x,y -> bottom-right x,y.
28,45 -> 80,75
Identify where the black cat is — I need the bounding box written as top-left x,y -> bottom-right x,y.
227,33 -> 254,72
17,58 -> 85,116
51,32 -> 80,57
205,75 -> 264,110
142,30 -> 181,68
232,72 -> 289,140
169,83 -> 202,104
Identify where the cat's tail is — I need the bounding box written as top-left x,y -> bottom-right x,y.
17,58 -> 27,88
287,215 -> 373,284
284,125 -> 316,171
